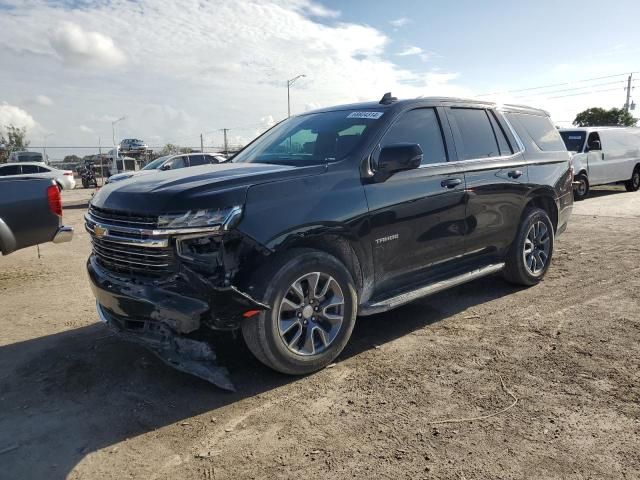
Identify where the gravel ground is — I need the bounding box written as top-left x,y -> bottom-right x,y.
0,186 -> 639,480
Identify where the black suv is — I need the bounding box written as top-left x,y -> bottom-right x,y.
86,95 -> 573,388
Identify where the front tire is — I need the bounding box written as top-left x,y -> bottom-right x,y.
503,207 -> 554,286
242,249 -> 358,375
573,173 -> 589,200
625,167 -> 640,192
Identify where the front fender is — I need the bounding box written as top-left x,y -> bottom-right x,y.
571,153 -> 588,176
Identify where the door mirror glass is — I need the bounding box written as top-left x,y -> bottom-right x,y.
375,143 -> 423,181
160,163 -> 172,170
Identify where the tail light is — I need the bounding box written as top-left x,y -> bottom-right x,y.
63,171 -> 73,176
47,184 -> 62,216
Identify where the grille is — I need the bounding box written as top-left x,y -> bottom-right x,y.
88,205 -> 158,228
86,208 -> 174,278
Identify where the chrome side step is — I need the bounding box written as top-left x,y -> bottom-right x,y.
359,263 -> 505,316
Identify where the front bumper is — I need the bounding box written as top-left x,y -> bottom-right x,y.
87,256 -> 268,389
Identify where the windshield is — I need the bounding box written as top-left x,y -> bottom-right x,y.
143,156 -> 171,170
560,131 -> 586,152
232,109 -> 384,166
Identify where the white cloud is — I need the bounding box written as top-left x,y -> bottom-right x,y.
389,17 -> 411,28
79,125 -> 94,133
0,103 -> 38,136
0,0 -> 465,158
35,94 -> 53,106
397,46 -> 423,56
49,22 -> 126,67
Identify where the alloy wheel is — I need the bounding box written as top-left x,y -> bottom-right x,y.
277,272 -> 345,356
523,221 -> 551,275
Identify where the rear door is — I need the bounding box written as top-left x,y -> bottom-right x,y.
364,107 -> 467,292
446,107 -> 528,262
584,131 -> 607,184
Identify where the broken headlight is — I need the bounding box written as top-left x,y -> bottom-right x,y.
176,234 -> 222,266
158,206 -> 243,230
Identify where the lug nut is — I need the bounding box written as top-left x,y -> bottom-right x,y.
314,306 -> 319,311
297,312 -> 302,318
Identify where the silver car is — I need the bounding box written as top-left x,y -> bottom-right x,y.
119,138 -> 148,153
106,153 -> 225,184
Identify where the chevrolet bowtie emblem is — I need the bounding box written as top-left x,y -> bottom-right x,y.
93,225 -> 108,237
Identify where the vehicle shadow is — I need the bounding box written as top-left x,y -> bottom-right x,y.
0,274 -> 518,480
585,187 -> 626,199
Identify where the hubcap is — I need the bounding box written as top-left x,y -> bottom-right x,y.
577,180 -> 587,196
277,272 -> 345,356
523,221 -> 551,275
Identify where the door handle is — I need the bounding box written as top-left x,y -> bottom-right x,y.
441,178 -> 462,189
508,170 -> 523,179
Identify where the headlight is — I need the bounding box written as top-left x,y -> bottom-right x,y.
158,206 -> 242,230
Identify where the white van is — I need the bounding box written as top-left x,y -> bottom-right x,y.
559,127 -> 640,200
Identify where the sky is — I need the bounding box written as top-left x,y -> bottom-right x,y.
1,0 -> 639,160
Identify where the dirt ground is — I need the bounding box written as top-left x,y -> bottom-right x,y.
1,186 -> 639,480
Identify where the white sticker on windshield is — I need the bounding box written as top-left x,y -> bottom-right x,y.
347,111 -> 384,119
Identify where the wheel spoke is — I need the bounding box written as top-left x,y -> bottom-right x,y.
301,326 -> 315,355
314,326 -> 329,348
279,318 -> 300,336
287,326 -> 303,349
281,297 -> 302,311
306,272 -> 321,299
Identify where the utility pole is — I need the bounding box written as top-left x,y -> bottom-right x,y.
221,128 -> 229,155
200,133 -> 204,153
624,73 -> 633,111
286,74 -> 306,118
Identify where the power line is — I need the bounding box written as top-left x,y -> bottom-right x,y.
475,72 -> 638,97
547,87 -> 626,100
513,80 -> 631,99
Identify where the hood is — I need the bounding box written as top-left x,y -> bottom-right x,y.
91,162 -> 324,215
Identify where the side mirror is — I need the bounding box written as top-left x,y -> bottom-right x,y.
375,143 -> 423,181
160,163 -> 172,171
588,139 -> 601,151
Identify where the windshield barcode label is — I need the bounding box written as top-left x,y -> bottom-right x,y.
347,111 -> 384,119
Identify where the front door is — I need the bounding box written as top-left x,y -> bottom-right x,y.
364,107 -> 467,294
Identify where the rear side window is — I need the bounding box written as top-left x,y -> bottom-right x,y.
0,165 -> 21,175
168,157 -> 187,169
188,154 -> 207,166
379,108 -> 447,165
21,165 -> 39,174
505,113 -> 566,152
449,108 -> 500,160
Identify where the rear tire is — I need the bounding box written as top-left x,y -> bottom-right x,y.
242,249 -> 357,375
503,207 -> 554,286
573,173 -> 589,200
624,167 -> 640,192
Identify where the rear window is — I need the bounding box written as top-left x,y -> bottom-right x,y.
559,131 -> 586,152
506,113 -> 566,152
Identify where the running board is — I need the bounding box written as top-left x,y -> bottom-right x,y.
359,263 -> 505,316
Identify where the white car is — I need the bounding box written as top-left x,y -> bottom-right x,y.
0,162 -> 76,190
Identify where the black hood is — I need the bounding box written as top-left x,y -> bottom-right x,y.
91,162 -> 324,214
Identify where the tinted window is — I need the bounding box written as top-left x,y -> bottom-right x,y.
379,108 -> 447,165
559,131 -> 586,152
488,111 -> 513,155
188,154 -> 208,166
20,165 -> 40,174
0,165 -> 21,175
586,132 -> 601,151
505,113 -> 566,152
449,108 -> 500,160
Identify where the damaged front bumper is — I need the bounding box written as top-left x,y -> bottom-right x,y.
87,257 -> 268,390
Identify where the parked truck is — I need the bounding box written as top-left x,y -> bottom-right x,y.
0,177 -> 73,255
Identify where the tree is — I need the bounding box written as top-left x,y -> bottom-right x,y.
63,154 -> 81,163
159,143 -> 181,156
0,124 -> 30,162
573,107 -> 637,127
